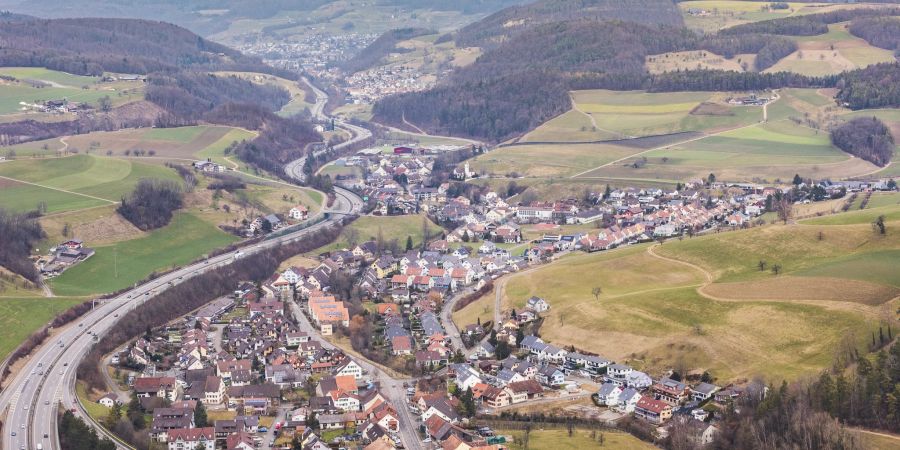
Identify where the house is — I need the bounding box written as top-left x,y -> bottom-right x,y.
507,380 -> 544,402
634,396 -> 673,424
596,383 -> 623,406
525,296 -> 550,313
289,205 -> 309,220
652,377 -> 689,406
536,366 -> 566,387
616,388 -> 642,413
202,376 -> 226,406
98,393 -> 119,408
625,370 -> 653,389
167,427 -> 215,450
692,382 -> 720,402
482,386 -> 512,408
334,359 -> 364,380
226,431 -> 256,450
134,376 -> 180,401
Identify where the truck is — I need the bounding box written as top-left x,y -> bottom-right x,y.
37,444 -> 43,450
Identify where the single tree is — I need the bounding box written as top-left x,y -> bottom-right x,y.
592,286 -> 602,301
758,260 -> 767,271
771,263 -> 782,275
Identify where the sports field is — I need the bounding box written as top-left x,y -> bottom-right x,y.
49,212 -> 239,296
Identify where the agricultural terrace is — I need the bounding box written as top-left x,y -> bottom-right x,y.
646,50 -> 753,74
764,23 -> 896,76
0,154 -> 181,213
473,215 -> 898,381
0,67 -> 143,116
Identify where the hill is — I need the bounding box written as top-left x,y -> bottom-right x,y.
455,0 -> 685,48
0,17 -> 288,78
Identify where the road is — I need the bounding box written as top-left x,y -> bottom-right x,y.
0,187 -> 362,450
285,302 -> 422,450
285,78 -> 372,183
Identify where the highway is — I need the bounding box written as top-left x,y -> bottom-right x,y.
0,187 -> 362,450
285,77 -> 373,183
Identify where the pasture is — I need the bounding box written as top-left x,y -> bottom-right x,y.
468,143 -> 643,178
49,212 -> 239,296
679,1 -> 860,33
0,176 -> 109,214
0,297 -> 86,361
0,67 -> 143,115
646,50 -> 749,74
765,24 -> 896,76
500,428 -> 656,450
0,154 -> 182,202
579,119 -> 878,183
480,216 -> 897,381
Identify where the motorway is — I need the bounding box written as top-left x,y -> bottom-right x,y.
285,77 -> 373,183
0,187 -> 362,450
0,76 -> 406,450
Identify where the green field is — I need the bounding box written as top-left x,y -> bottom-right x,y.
0,67 -> 143,115
49,212 -> 239,296
0,154 -> 182,202
766,23 -> 896,76
802,204 -> 900,226
0,297 -> 86,360
313,214 -> 439,254
501,428 -> 656,450
0,177 -> 109,214
481,215 -> 897,381
521,109 -> 622,142
469,143 -> 642,178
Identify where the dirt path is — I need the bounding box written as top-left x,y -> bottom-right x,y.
645,244 -> 887,317
0,175 -> 117,204
401,112 -> 428,135
571,94 -> 633,139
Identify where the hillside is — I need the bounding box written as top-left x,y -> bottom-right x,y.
0,17 -> 288,77
455,0 -> 685,47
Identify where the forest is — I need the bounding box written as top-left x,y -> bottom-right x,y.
0,17 -> 293,78
59,410 -> 116,450
455,0 -> 685,47
0,208 -> 45,283
830,117 -> 895,167
836,62 -> 900,110
849,17 -> 900,53
146,72 -> 291,122
117,179 -> 184,231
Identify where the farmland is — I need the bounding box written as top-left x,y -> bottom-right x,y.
500,428 -> 656,450
0,297 -> 86,361
0,67 -> 143,116
765,23 -> 896,76
678,1 -> 866,33
475,216 -> 897,381
0,154 -> 182,206
49,212 -> 239,296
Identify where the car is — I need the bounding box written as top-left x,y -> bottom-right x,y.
145,292 -> 150,296
11,431 -> 15,436
63,362 -> 68,366
178,276 -> 183,280
114,314 -> 119,317
38,371 -> 42,375
38,362 -> 42,367
44,400 -> 49,405
23,405 -> 28,411
21,424 -> 25,428
43,433 -> 48,439
79,323 -> 83,327
127,295 -> 132,298
59,371 -> 63,375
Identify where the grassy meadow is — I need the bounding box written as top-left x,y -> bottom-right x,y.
49,212 -> 239,296
501,428 -> 656,450
0,297 -> 86,360
0,67 -> 143,115
765,23 -> 896,77
477,212 -> 898,381
311,214 -> 439,254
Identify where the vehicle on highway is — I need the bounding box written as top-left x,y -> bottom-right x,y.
63,362 -> 68,366
44,400 -> 50,405
10,431 -> 15,436
79,323 -> 83,327
23,405 -> 28,410
127,295 -> 131,298
114,313 -> 119,317
21,424 -> 25,428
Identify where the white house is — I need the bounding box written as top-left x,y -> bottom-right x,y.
166,428 -> 215,450
525,296 -> 550,313
334,359 -> 364,380
616,387 -> 642,413
289,205 -> 309,220
98,393 -> 119,408
596,383 -> 623,406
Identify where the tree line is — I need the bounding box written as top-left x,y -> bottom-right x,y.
849,17 -> 900,53
145,72 -> 291,123
59,410 -> 116,450
340,27 -> 434,74
117,179 -> 184,231
0,208 -> 45,283
720,7 -> 900,37
830,116 -> 895,167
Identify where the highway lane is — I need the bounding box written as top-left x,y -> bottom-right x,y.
2,187 -> 362,450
